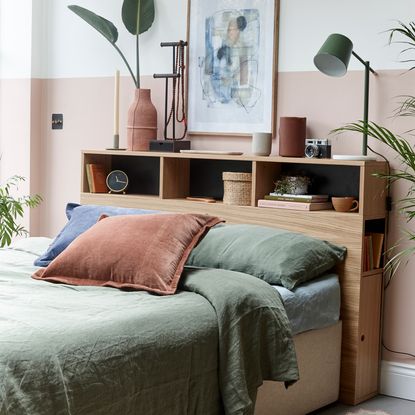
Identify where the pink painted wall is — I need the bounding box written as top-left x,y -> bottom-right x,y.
35,69 -> 415,365
0,78 -> 41,234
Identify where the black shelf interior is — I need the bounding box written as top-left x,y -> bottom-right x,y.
280,164 -> 360,198
189,159 -> 252,199
112,156 -> 160,195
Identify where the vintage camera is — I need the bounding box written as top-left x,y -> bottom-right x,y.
305,139 -> 331,158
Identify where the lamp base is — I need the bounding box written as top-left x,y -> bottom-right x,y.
332,154 -> 377,161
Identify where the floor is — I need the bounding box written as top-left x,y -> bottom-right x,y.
312,395 -> 415,415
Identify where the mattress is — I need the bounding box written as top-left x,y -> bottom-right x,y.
274,274 -> 340,335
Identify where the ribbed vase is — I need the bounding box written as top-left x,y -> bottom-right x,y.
127,89 -> 157,151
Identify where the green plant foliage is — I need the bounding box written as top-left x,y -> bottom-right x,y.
335,21 -> 415,282
388,21 -> 415,71
0,176 -> 42,248
122,0 -> 155,35
68,6 -> 119,44
68,1 -> 155,88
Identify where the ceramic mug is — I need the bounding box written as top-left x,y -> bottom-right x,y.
252,132 -> 272,156
332,197 -> 359,212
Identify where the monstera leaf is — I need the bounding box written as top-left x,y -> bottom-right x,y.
122,0 -> 155,35
68,5 -> 119,44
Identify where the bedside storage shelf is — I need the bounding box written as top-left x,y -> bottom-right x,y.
80,149 -> 388,405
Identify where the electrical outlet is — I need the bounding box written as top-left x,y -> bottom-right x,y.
52,114 -> 63,130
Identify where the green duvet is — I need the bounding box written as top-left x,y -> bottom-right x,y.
0,238 -> 298,415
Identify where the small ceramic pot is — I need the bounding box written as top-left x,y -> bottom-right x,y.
252,132 -> 272,156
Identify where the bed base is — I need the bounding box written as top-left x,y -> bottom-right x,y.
255,322 -> 342,415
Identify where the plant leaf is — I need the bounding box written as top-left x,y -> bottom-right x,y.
68,5 -> 119,44
0,176 -> 42,247
122,0 -> 155,35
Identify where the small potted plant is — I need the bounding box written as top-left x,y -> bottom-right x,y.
274,175 -> 311,195
0,176 -> 42,248
68,0 -> 156,151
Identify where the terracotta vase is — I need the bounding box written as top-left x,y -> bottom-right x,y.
278,117 -> 307,157
127,88 -> 157,151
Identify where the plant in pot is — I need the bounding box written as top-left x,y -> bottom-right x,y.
274,175 -> 310,195
68,0 -> 157,151
334,21 -> 415,282
0,176 -> 42,248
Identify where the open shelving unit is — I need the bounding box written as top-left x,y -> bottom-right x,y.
80,149 -> 388,405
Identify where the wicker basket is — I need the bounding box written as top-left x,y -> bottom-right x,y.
222,172 -> 252,206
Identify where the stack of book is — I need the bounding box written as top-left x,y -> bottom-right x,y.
363,233 -> 385,272
258,193 -> 332,211
85,164 -> 108,193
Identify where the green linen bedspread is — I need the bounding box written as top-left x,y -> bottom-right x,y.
0,238 -> 298,415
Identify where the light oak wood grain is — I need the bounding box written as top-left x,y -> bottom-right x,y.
161,157 -> 189,199
81,150 -> 387,166
80,151 -> 387,405
252,162 -> 281,206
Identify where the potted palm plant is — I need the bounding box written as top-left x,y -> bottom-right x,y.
335,21 -> 415,281
68,0 -> 157,151
0,176 -> 42,248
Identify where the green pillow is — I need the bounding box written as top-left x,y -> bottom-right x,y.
187,224 -> 346,289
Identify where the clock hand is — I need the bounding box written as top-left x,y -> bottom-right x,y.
115,176 -> 120,183
118,180 -> 127,184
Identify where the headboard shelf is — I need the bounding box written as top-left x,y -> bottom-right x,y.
80,149 -> 388,405
82,149 -> 382,166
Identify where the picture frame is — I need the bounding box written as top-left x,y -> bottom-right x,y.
186,0 -> 280,137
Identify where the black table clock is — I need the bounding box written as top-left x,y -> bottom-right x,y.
106,170 -> 129,194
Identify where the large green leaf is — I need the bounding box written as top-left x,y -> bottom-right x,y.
122,0 -> 155,35
68,5 -> 119,44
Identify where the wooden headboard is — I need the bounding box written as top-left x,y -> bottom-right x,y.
80,150 -> 387,404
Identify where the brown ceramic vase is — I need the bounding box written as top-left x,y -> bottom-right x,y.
278,117 -> 307,157
127,88 -> 157,151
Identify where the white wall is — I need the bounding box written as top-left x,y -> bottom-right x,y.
279,0 -> 415,72
43,0 -> 187,79
22,0 -> 415,80
0,0 -> 33,78
2,0 -> 414,80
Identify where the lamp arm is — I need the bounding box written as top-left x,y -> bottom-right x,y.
362,62 -> 370,155
352,51 -> 377,156
352,51 -> 377,74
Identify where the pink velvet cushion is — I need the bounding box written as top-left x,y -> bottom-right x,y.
32,213 -> 223,295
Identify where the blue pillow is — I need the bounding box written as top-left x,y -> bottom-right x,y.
34,203 -> 157,267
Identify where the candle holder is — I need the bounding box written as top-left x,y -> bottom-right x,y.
107,70 -> 126,151
106,134 -> 126,151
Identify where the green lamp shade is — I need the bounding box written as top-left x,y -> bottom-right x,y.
314,33 -> 353,77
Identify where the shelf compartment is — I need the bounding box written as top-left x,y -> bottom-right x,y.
189,159 -> 252,200
111,155 -> 160,196
279,163 -> 361,198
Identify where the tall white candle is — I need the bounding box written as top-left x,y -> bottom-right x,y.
114,69 -> 120,136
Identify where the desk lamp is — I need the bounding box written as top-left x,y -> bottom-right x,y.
314,33 -> 377,160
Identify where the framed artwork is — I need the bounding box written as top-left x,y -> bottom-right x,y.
187,0 -> 279,136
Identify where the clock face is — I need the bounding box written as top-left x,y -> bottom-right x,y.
106,170 -> 129,193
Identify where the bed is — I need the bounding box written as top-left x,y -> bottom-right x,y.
0,208 -> 345,415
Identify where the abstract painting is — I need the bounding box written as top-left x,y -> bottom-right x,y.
187,0 -> 278,135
